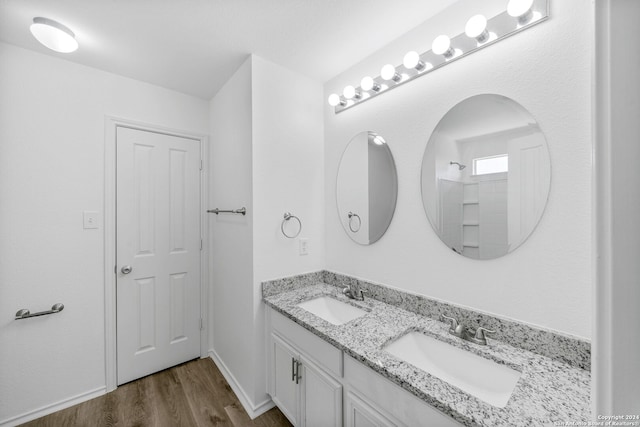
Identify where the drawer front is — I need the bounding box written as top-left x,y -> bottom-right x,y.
344,355 -> 462,427
270,308 -> 343,378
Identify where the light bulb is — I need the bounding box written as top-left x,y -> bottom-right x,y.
507,0 -> 535,24
328,93 -> 342,107
361,76 -> 373,91
361,76 -> 380,92
381,64 -> 401,82
403,51 -> 426,71
30,17 -> 78,53
343,85 -> 356,99
432,35 -> 454,58
372,135 -> 386,145
465,15 -> 489,43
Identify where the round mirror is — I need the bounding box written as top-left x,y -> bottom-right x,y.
421,94 -> 551,259
337,131 -> 398,245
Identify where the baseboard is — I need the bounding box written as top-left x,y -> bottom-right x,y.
208,350 -> 275,419
0,386 -> 106,427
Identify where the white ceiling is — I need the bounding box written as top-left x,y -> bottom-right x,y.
439,95 -> 538,142
0,0 -> 458,99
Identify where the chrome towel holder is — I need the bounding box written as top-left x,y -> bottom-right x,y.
207,207 -> 246,215
15,303 -> 64,320
348,212 -> 361,233
281,212 -> 302,238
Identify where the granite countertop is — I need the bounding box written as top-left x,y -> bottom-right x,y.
263,282 -> 590,427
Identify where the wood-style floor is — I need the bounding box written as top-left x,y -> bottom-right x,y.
22,358 -> 292,427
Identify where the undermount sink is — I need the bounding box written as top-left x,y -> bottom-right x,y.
383,331 -> 521,408
297,296 -> 367,325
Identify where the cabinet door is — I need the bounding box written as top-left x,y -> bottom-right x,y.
345,391 -> 397,427
300,355 -> 343,427
271,334 -> 299,425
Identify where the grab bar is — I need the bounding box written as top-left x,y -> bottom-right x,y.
207,207 -> 246,216
15,303 -> 64,320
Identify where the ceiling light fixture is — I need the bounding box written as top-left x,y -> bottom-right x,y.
465,15 -> 491,44
343,85 -> 361,100
507,0 -> 535,25
372,135 -> 386,145
432,35 -> 455,59
328,93 -> 346,107
380,64 -> 402,82
403,51 -> 428,71
30,17 -> 78,53
327,0 -> 549,113
361,76 -> 381,92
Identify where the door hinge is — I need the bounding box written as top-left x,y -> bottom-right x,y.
200,159 -> 203,171
114,265 -> 117,274
200,238 -> 203,251
200,318 -> 204,330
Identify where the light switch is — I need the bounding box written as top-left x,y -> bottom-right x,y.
299,238 -> 309,256
83,211 -> 99,229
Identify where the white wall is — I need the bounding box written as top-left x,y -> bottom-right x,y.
251,55 -> 325,291
208,57 -> 256,407
594,0 -> 640,416
324,0 -> 592,338
336,132 -> 369,243
368,137 -> 396,243
0,42 -> 209,424
424,132 -> 461,230
251,56 -> 325,406
209,55 -> 324,414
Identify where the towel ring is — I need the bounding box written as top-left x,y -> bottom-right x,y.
281,212 -> 302,238
348,212 -> 361,233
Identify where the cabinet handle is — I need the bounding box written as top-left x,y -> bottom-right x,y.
295,360 -> 302,384
291,357 -> 296,382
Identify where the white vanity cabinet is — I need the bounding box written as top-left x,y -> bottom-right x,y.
299,353 -> 343,427
266,307 -> 461,427
268,309 -> 343,427
271,334 -> 300,424
344,390 -> 397,427
343,355 -> 461,427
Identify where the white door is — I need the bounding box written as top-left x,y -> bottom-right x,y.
116,126 -> 201,385
507,133 -> 550,249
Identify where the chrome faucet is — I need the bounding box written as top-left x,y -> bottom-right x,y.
343,285 -> 367,301
440,314 -> 495,346
467,327 -> 496,346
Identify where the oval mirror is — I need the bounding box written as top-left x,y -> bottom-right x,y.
337,131 -> 398,245
421,94 -> 551,259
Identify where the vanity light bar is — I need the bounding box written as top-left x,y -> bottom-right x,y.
328,0 -> 549,113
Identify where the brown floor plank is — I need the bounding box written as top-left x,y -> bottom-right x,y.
21,358 -> 291,427
173,361 -> 232,426
224,402 -> 258,427
128,374 -> 163,427
196,358 -> 239,408
149,368 -> 199,427
258,408 -> 294,427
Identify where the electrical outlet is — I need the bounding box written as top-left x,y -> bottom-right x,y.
299,238 -> 309,256
83,211 -> 99,229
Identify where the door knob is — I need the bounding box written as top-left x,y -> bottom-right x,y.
121,265 -> 133,274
